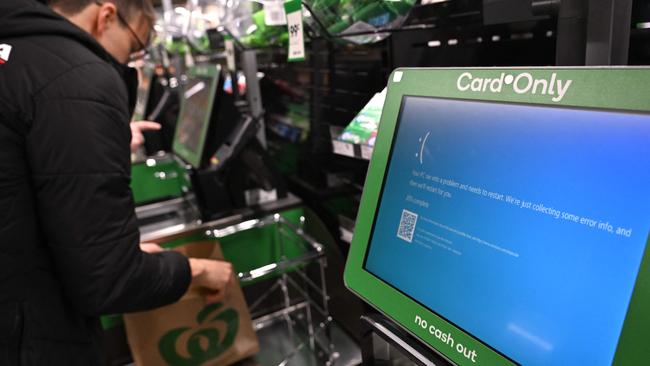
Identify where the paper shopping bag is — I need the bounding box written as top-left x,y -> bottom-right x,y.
124,241 -> 259,366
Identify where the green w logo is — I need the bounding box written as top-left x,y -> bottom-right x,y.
158,302 -> 239,365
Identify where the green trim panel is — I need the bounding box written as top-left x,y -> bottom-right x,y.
284,0 -> 302,14
131,157 -> 190,205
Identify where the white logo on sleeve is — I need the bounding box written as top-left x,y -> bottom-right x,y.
0,44 -> 12,64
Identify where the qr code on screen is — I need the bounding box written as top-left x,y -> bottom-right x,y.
397,209 -> 418,243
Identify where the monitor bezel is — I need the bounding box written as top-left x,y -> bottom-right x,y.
344,67 -> 650,366
172,64 -> 221,169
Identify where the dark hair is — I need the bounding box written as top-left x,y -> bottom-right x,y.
47,0 -> 156,26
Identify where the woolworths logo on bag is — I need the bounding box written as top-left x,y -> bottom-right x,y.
456,72 -> 573,102
159,302 -> 239,365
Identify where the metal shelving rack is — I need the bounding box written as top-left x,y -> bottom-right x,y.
206,214 -> 341,366
139,201 -> 355,366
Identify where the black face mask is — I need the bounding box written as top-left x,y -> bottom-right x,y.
124,66 -> 139,118
111,62 -> 139,118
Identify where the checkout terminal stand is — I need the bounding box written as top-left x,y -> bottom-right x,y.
360,313 -> 450,366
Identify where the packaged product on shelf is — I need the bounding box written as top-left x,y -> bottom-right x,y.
338,87 -> 387,146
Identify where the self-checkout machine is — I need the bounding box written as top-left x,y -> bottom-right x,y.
125,26 -> 299,248
129,42 -> 289,225
133,61 -> 293,228
344,67 -> 650,365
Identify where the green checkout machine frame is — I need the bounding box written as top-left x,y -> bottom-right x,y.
344,67 -> 650,365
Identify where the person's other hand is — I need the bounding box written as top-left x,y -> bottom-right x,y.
130,121 -> 161,153
189,258 -> 234,303
140,242 -> 165,253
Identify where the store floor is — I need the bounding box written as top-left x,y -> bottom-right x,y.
235,303 -> 362,366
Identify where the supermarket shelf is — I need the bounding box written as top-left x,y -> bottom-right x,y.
332,139 -> 374,161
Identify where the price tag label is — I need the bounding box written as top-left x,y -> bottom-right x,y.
224,35 -> 236,71
284,0 -> 305,62
361,145 -> 374,160
264,1 -> 287,26
332,140 -> 355,157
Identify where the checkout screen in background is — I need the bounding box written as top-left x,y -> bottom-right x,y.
175,76 -> 213,155
364,96 -> 650,366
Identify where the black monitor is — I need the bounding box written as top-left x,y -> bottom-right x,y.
172,64 -> 240,169
172,64 -> 221,168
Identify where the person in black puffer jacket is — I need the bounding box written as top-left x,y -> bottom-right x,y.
0,1 -> 234,365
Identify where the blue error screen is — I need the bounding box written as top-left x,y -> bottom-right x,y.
364,96 -> 650,365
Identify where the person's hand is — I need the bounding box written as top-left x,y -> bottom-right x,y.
130,121 -> 161,153
189,258 -> 234,303
140,242 -> 165,253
